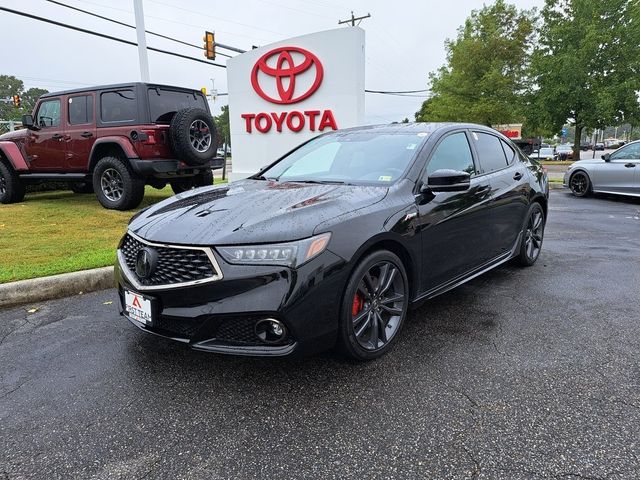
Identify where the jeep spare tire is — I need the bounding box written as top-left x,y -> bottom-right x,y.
169,108 -> 217,166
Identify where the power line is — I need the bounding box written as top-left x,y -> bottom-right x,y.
366,89 -> 430,94
45,0 -> 233,58
0,6 -> 226,68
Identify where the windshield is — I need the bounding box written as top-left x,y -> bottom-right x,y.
260,131 -> 428,185
539,148 -> 554,155
557,145 -> 571,151
147,88 -> 208,123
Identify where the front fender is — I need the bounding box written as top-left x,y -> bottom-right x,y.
0,141 -> 29,171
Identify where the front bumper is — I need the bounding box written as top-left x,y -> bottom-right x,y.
115,245 -> 348,357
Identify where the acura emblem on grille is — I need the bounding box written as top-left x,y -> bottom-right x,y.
135,247 -> 158,279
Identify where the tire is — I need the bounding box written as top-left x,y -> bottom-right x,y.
70,181 -> 94,194
514,202 -> 545,267
169,169 -> 213,195
92,156 -> 145,210
337,250 -> 409,361
169,108 -> 217,166
0,161 -> 26,204
569,171 -> 591,197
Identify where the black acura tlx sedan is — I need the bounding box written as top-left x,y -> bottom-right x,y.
116,123 -> 549,361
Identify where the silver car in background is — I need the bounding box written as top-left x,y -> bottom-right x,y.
564,140 -> 640,197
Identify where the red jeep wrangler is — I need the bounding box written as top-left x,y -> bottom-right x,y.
0,83 -> 222,210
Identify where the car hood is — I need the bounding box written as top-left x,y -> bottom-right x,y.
129,180 -> 389,245
0,128 -> 28,141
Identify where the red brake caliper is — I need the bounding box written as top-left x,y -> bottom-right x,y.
352,292 -> 363,316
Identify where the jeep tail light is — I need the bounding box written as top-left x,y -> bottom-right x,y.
141,130 -> 157,145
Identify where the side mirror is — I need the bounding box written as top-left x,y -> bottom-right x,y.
602,153 -> 611,162
21,114 -> 37,130
425,169 -> 471,193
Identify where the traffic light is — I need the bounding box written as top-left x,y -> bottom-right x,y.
12,94 -> 21,108
203,31 -> 215,60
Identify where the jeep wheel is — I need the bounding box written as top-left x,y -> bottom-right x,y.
170,169 -> 214,194
169,108 -> 217,166
0,161 -> 26,204
93,156 -> 145,210
70,181 -> 94,194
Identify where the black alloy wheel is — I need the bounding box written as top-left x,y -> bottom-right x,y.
339,250 -> 409,361
92,156 -> 145,210
0,161 -> 26,204
569,171 -> 591,197
515,202 -> 545,267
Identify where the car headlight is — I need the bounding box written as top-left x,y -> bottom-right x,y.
216,232 -> 331,268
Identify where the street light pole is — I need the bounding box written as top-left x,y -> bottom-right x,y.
133,0 -> 150,82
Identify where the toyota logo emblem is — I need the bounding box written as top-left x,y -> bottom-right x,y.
251,46 -> 324,105
135,247 -> 158,280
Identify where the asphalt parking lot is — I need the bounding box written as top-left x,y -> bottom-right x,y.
1,189 -> 639,479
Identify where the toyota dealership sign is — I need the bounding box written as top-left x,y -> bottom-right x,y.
227,27 -> 365,180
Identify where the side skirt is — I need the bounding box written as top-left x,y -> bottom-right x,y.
412,231 -> 523,305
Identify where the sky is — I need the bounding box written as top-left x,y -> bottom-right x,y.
0,0 -> 542,124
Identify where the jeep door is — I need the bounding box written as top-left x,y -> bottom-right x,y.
65,93 -> 96,171
24,97 -> 66,171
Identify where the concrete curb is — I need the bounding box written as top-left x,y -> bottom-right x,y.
0,267 -> 114,309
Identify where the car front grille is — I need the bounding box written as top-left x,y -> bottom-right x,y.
153,316 -> 205,338
119,233 -> 222,289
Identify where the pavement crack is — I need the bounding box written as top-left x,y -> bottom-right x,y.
463,446 -> 481,479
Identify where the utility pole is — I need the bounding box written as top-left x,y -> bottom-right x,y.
338,11 -> 371,26
133,0 -> 150,82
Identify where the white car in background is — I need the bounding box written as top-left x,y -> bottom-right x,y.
564,140 -> 640,197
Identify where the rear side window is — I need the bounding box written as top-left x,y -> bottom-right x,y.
147,88 -> 208,123
68,95 -> 93,125
473,132 -> 508,173
101,90 -> 136,123
501,140 -> 516,164
36,99 -> 61,127
426,132 -> 475,175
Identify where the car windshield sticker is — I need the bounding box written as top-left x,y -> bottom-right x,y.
378,175 -> 392,181
406,143 -> 417,150
417,132 -> 428,137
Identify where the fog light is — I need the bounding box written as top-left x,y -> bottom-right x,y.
255,318 -> 287,344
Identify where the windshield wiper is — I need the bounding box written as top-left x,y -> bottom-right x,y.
284,179 -> 351,185
254,175 -> 277,181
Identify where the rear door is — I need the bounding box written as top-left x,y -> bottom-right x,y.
469,131 -> 529,258
24,97 -> 66,171
65,93 -> 96,171
417,130 -> 495,292
593,143 -> 640,194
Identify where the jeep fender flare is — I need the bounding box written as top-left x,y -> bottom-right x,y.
0,141 -> 29,171
88,137 -> 138,172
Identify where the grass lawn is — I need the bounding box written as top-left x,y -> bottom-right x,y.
540,160 -> 576,166
0,182 -> 226,284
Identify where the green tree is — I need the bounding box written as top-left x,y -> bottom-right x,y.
415,0 -> 535,126
531,0 -> 640,158
0,75 -> 48,121
213,104 -> 230,148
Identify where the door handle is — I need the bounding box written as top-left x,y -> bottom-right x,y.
80,132 -> 93,138
624,163 -> 636,168
513,171 -> 523,180
52,133 -> 63,140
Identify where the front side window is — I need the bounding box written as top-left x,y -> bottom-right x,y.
101,90 -> 136,123
473,132 -> 508,173
261,132 -> 428,184
611,142 -> 640,160
68,95 -> 94,125
36,99 -> 61,127
426,132 -> 475,176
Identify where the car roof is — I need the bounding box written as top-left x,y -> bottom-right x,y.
337,122 -> 506,137
40,82 -> 202,98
